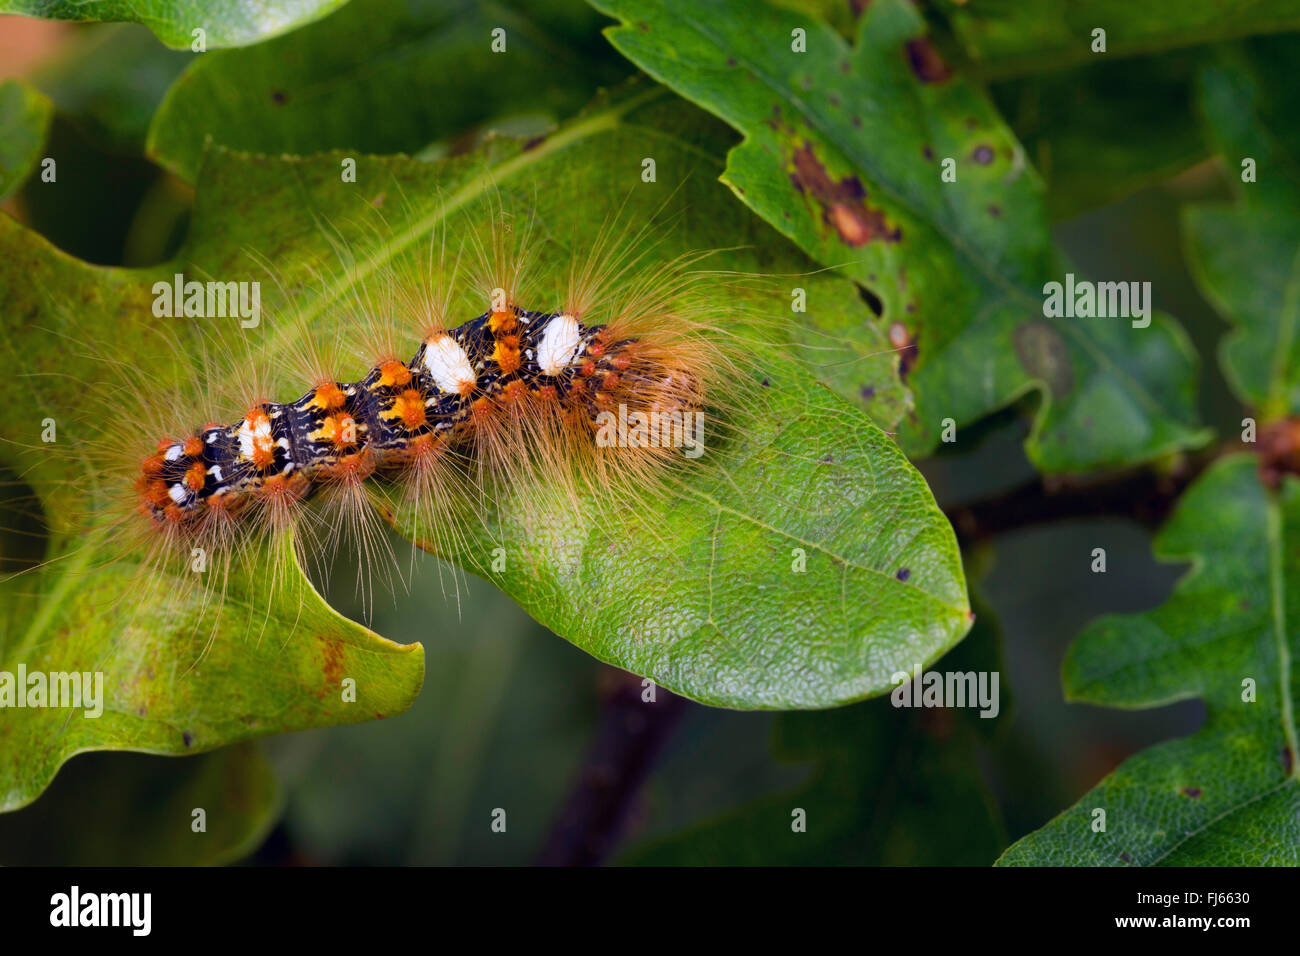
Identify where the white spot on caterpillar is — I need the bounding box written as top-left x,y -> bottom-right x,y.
423,335 -> 476,393
237,415 -> 273,459
167,483 -> 188,504
164,444 -> 183,462
537,314 -> 581,376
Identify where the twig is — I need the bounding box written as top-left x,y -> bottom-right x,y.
536,673 -> 689,866
945,448 -> 1224,546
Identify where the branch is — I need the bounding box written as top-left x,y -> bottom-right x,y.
536,673 -> 689,866
945,447 -> 1225,546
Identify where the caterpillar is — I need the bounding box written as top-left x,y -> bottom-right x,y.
140,305 -> 702,542
76,201 -> 742,638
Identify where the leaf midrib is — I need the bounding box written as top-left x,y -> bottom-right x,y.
676,482 -> 966,618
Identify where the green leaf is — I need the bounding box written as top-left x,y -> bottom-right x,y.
0,79 -> 53,203
1184,37 -> 1300,419
622,599 -> 1006,864
940,0 -> 1300,81
147,0 -> 629,182
999,456 -> 1300,866
460,374 -> 964,708
993,52 -> 1205,221
0,0 -> 350,50
0,743 -> 278,865
1,84 -> 962,815
0,223 -> 424,813
588,0 -> 1209,473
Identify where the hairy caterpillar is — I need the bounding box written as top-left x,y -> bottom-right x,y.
141,304 -> 700,528
69,200 -> 743,639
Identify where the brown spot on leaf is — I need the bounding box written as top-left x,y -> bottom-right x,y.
790,142 -> 900,247
319,637 -> 346,699
1181,786 -> 1202,798
767,104 -> 793,135
271,90 -> 288,105
1013,321 -> 1073,399
889,321 -> 918,379
906,38 -> 951,84
972,144 -> 994,165
1284,746 -> 1295,775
